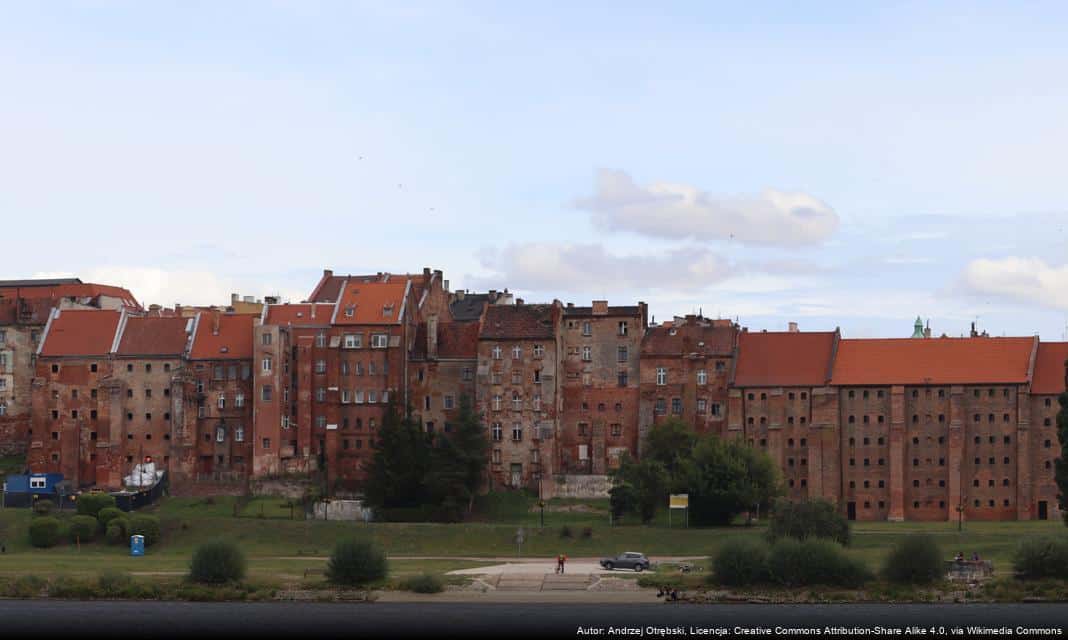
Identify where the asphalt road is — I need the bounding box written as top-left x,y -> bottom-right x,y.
2,600 -> 1066,638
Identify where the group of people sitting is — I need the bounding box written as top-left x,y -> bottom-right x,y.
656,586 -> 680,601
953,551 -> 982,563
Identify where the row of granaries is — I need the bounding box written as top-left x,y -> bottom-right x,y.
0,269 -> 1066,522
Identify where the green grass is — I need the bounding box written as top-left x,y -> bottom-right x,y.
2,496 -> 1066,589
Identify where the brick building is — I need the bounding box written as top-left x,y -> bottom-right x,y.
639,315 -> 740,452
557,301 -> 647,475
477,302 -> 561,492
729,329 -> 841,504
0,279 -> 138,457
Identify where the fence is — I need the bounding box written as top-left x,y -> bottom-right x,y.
112,472 -> 169,512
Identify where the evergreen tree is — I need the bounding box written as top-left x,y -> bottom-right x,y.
1056,389 -> 1068,525
428,394 -> 490,518
363,398 -> 432,510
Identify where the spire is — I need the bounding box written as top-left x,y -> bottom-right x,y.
911,315 -> 925,339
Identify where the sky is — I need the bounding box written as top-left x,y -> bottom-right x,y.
2,1 -> 1067,340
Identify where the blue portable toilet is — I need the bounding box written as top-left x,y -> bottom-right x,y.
130,535 -> 145,556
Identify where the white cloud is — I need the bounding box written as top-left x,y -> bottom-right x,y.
474,243 -> 732,293
575,169 -> 839,247
956,257 -> 1068,310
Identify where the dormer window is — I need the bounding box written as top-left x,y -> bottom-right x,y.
382,304 -> 394,317
345,306 -> 355,317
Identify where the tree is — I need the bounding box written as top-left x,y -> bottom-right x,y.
609,452 -> 669,523
678,435 -> 781,526
363,398 -> 433,511
643,418 -> 697,477
1056,389 -> 1068,526
427,394 -> 490,518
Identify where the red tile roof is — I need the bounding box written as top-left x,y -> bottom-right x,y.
412,321 -> 480,359
830,337 -> 1037,386
38,309 -> 122,357
332,280 -> 409,325
733,331 -> 838,387
308,271 -> 429,304
480,305 -> 556,340
115,316 -> 190,356
264,303 -> 336,326
641,322 -> 738,357
189,312 -> 256,360
1032,342 -> 1068,395
0,283 -> 140,309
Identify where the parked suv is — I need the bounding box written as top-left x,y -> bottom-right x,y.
600,551 -> 650,572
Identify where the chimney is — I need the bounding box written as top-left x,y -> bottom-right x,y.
423,267 -> 431,278
427,314 -> 438,359
516,298 -> 524,305
567,302 -> 574,308
788,322 -> 799,333
489,289 -> 497,303
923,320 -> 931,339
231,293 -> 239,305
592,300 -> 608,315
265,296 -> 279,305
149,304 -> 161,312
212,313 -> 221,336
970,321 -> 978,338
323,269 -> 333,278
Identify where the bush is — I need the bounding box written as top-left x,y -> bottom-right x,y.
766,538 -> 870,587
97,507 -> 125,530
882,534 -> 943,584
29,516 -> 62,548
712,538 -> 770,586
326,539 -> 388,586
69,515 -> 98,543
189,540 -> 247,584
1013,536 -> 1068,580
33,499 -> 54,516
105,517 -> 130,545
49,574 -> 95,599
559,525 -> 573,538
9,575 -> 46,598
97,569 -> 133,596
767,499 -> 851,546
76,492 -> 117,518
128,514 -> 161,546
401,573 -> 444,593
581,526 -> 594,540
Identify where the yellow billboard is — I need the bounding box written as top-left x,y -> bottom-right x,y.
669,494 -> 689,509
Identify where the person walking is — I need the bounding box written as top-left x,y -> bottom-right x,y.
556,554 -> 563,575
561,553 -> 568,574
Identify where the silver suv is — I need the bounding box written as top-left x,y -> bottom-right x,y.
600,551 -> 651,572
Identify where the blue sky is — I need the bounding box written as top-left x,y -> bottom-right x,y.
2,1 -> 1067,339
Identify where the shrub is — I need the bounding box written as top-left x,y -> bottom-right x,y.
10,575 -> 46,598
1013,536 -> 1068,580
882,534 -> 943,584
69,515 -> 98,543
105,517 -> 130,545
712,538 -> 770,586
49,574 -> 95,599
128,514 -> 161,546
76,492 -> 117,518
32,499 -> 54,516
767,538 -> 870,587
401,573 -> 444,593
97,507 -> 125,530
581,526 -> 594,540
326,539 -> 388,586
29,516 -> 62,548
559,525 -> 573,538
189,540 -> 247,584
767,498 -> 851,546
97,569 -> 133,595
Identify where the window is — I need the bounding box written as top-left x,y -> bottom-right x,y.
261,385 -> 273,401
235,393 -> 244,408
618,370 -> 628,387
512,423 -> 523,441
533,344 -> 544,358
316,387 -> 326,402
262,438 -> 271,449
511,370 -> 521,384
492,449 -> 501,464
444,395 -> 455,410
697,370 -> 707,385
368,390 -> 378,403
697,399 -> 707,414
532,395 -> 541,411
618,321 -> 628,336
671,398 -> 682,415
493,395 -> 502,411
654,398 -> 666,415
371,334 -> 388,348
656,367 -> 667,386
512,393 -> 522,411
145,364 -> 152,373
611,423 -> 622,437
216,426 -> 226,442
617,345 -> 628,362
711,403 -> 721,416
492,345 -> 502,360
512,345 -> 522,359
341,390 -> 351,404
462,367 -> 473,381
582,321 -> 591,336
262,357 -> 272,372
262,333 -> 272,345
491,423 -> 502,441
582,346 -> 592,361
214,365 -> 224,380
218,395 -> 226,409
344,334 -> 362,348
354,390 -> 365,404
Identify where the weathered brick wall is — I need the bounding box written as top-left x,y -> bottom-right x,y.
551,474 -> 612,498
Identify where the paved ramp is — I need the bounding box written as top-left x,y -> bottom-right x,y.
490,573 -> 597,591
